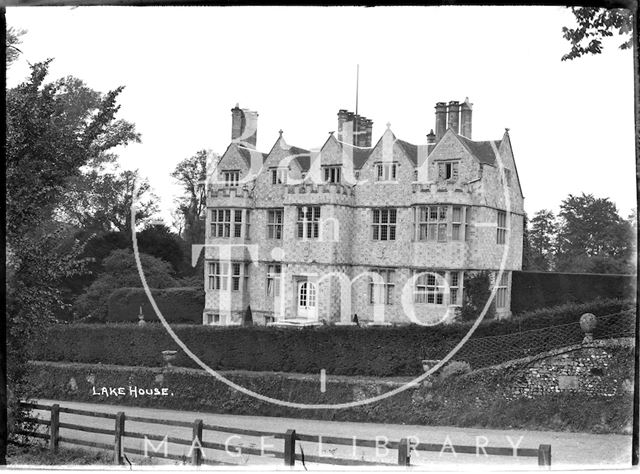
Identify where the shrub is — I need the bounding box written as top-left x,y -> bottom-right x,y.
74,249 -> 178,321
107,287 -> 204,323
439,361 -> 472,380
31,298 -> 634,377
511,271 -> 636,314
458,271 -> 495,321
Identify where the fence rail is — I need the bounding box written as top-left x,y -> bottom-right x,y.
16,401 -> 552,467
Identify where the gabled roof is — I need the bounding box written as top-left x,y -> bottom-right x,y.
395,138 -> 418,166
340,142 -> 373,169
236,145 -> 268,165
281,144 -> 311,171
456,135 -> 503,165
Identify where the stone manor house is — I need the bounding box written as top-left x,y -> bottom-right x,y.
203,99 -> 524,326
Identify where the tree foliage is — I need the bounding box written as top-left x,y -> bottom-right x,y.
562,7 -> 633,60
137,224 -> 186,274
554,193 -> 633,273
56,168 -> 158,234
171,150 -> 213,245
6,26 -> 26,67
458,271 -> 495,321
528,209 -> 557,271
6,60 -> 137,434
74,249 -> 178,321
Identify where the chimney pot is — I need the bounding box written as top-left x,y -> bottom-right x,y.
447,100 -> 460,134
435,102 -> 447,142
460,98 -> 473,139
231,105 -> 258,148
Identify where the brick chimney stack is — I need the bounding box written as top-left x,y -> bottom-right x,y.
337,109 -> 372,147
435,102 -> 447,142
231,104 -> 258,148
460,97 -> 473,139
447,100 -> 460,134
427,129 -> 436,155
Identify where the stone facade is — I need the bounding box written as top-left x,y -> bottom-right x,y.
203,101 -> 525,325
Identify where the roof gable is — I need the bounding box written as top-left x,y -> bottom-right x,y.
456,134 -> 503,165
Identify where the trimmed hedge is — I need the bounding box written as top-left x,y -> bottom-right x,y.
511,271 -> 636,314
32,298 -> 635,376
106,287 -> 204,323
27,349 -> 635,433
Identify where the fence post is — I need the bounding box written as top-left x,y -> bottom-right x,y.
538,444 -> 551,467
192,418 -> 203,466
283,429 -> 296,466
114,412 -> 125,465
49,404 -> 60,453
397,438 -> 410,466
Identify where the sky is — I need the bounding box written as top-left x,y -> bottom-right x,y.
6,6 -> 637,226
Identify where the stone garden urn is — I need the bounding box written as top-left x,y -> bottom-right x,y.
162,350 -> 178,368
580,313 -> 597,343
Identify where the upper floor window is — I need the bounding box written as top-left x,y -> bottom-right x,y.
369,268 -> 394,305
297,206 -> 321,239
437,161 -> 459,181
211,209 -> 243,238
223,170 -> 240,187
375,163 -> 397,182
271,168 -> 287,185
495,271 -> 509,308
372,208 -> 397,241
323,166 -> 342,184
451,206 -> 463,241
415,205 -> 468,242
267,209 -> 283,239
497,210 -> 507,244
416,206 -> 448,242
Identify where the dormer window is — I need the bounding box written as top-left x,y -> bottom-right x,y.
271,168 -> 287,185
375,163 -> 397,182
323,166 -> 342,184
437,162 -> 459,181
223,170 -> 240,187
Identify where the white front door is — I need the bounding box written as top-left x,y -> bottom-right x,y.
297,281 -> 317,319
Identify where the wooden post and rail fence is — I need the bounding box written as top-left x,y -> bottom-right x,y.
16,401 -> 552,467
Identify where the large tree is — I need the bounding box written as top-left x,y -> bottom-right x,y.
56,168 -> 158,234
555,193 -> 633,273
6,60 -> 139,437
562,7 -> 633,60
171,149 -> 214,245
528,209 -> 557,271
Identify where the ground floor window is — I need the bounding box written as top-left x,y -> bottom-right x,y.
495,271 -> 509,308
266,264 -> 282,296
205,313 -> 220,325
414,270 -> 463,305
208,262 -> 229,290
208,261 -> 248,291
369,268 -> 395,305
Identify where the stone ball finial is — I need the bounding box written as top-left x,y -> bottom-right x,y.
580,313 -> 597,343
